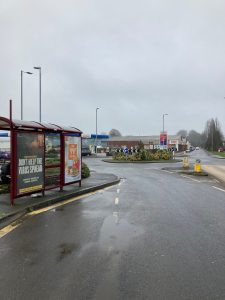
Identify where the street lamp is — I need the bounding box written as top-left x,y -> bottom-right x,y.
95,107 -> 100,153
33,67 -> 42,122
163,113 -> 168,133
21,70 -> 33,120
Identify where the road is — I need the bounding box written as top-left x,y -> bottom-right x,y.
178,148 -> 225,166
1,152 -> 225,299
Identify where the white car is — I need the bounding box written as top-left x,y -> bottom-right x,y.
196,147 -> 200,150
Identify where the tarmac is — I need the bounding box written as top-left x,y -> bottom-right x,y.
0,171 -> 120,228
1,153 -> 225,229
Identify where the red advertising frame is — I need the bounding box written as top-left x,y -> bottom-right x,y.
0,110 -> 82,205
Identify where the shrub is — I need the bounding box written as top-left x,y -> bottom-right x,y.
113,153 -> 127,160
112,149 -> 171,161
153,152 -> 161,160
161,152 -> 171,160
81,162 -> 90,178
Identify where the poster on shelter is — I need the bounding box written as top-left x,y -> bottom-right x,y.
64,135 -> 81,183
16,132 -> 44,195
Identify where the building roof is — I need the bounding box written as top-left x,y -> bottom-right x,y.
108,135 -> 183,143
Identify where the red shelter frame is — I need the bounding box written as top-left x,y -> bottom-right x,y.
0,116 -> 82,205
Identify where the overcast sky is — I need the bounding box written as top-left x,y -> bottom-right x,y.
1,0 -> 225,135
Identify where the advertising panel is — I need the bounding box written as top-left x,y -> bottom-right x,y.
16,132 -> 44,195
64,135 -> 81,183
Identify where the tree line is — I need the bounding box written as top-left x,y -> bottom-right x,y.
177,118 -> 224,151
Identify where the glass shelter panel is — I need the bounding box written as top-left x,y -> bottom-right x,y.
45,133 -> 61,188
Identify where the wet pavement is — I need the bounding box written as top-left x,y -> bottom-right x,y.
1,155 -> 225,299
0,171 -> 119,225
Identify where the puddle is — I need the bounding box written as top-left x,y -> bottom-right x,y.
98,215 -> 143,251
57,243 -> 78,262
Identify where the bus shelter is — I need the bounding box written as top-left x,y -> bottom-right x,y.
0,117 -> 82,205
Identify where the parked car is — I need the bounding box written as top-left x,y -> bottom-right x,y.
0,162 -> 10,184
82,147 -> 92,156
0,151 -> 10,160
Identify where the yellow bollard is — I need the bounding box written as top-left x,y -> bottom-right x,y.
183,157 -> 189,168
194,159 -> 201,173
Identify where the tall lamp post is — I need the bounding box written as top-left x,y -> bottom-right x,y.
21,70 -> 33,120
163,113 -> 168,133
34,66 -> 42,122
95,107 -> 100,153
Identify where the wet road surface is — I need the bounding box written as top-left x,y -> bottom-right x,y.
1,155 -> 225,299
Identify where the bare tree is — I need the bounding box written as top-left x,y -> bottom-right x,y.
109,129 -> 122,137
177,129 -> 188,137
188,130 -> 206,147
204,118 -> 223,151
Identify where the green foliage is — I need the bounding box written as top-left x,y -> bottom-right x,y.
81,162 -> 90,178
47,148 -> 57,154
0,184 -> 10,194
137,141 -> 144,150
113,150 -> 171,161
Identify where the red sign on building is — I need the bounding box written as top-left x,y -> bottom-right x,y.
160,132 -> 168,146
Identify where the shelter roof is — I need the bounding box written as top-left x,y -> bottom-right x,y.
0,117 -> 82,134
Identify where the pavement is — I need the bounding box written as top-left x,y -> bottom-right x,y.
202,165 -> 225,184
0,171 -> 120,227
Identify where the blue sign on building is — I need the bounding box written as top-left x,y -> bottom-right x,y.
91,134 -> 109,139
0,132 -> 9,137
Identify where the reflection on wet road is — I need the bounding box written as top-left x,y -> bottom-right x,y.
1,157 -> 225,299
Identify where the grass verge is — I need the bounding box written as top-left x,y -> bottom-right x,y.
212,152 -> 225,158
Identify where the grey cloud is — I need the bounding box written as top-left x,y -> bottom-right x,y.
1,0 -> 225,135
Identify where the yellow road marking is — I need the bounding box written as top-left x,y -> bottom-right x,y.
0,222 -> 22,238
28,191 -> 99,216
0,185 -> 117,239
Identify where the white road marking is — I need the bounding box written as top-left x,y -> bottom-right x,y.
113,211 -> 119,224
117,189 -> 120,194
115,197 -> 119,205
181,175 -> 201,183
161,170 -> 174,174
212,186 -> 225,193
